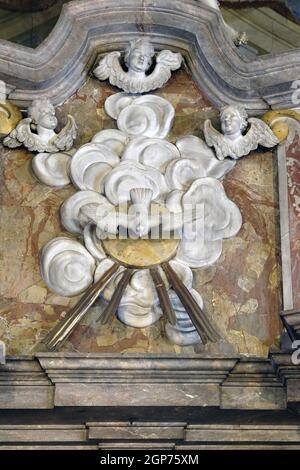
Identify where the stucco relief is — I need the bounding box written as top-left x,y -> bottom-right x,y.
0,64 -> 282,355
36,87 -> 242,346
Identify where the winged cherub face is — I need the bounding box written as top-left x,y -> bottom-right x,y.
125,40 -> 155,74
220,106 -> 244,139
39,105 -> 58,130
128,47 -> 153,73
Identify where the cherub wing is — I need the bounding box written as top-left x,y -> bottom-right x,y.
54,115 -> 77,151
150,50 -> 182,90
94,52 -> 121,81
3,118 -> 32,149
204,119 -> 228,160
79,203 -> 126,236
156,50 -> 182,71
248,118 -> 280,148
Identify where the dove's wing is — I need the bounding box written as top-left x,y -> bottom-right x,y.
147,208 -> 198,237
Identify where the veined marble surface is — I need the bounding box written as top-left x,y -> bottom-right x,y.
0,69 -> 281,355
286,132 -> 300,310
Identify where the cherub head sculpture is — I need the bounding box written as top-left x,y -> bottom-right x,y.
124,39 -> 155,75
28,97 -> 58,132
220,105 -> 248,140
204,103 -> 279,160
93,38 -> 182,94
3,96 -> 77,153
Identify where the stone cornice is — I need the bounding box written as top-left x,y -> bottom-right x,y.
0,353 -> 299,410
1,0 -> 300,112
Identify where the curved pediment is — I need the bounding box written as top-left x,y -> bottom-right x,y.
1,0 -> 300,112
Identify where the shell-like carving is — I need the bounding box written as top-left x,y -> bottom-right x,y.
70,143 -> 120,192
105,93 -> 175,139
165,135 -> 236,190
176,238 -> 223,268
40,237 -> 96,297
122,136 -> 180,172
32,152 -> 71,187
164,289 -> 202,346
104,269 -> 162,328
173,177 -> 242,268
165,189 -> 185,214
91,129 -> 129,156
104,93 -> 136,120
176,135 -> 235,178
60,190 -> 113,234
104,161 -> 168,205
118,95 -> 174,139
165,158 -> 201,190
182,178 -> 242,240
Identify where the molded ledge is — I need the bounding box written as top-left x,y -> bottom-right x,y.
36,354 -> 238,408
1,0 -> 300,111
0,357 -> 54,409
1,353 -> 299,410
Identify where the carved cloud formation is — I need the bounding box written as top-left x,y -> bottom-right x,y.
38,93 -> 243,343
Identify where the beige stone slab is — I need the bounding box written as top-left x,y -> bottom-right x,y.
0,425 -> 86,442
221,385 -> 286,410
0,385 -> 53,409
185,424 -> 300,443
88,422 -> 185,440
54,382 -> 220,407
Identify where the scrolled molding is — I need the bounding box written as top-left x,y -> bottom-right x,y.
70,143 -> 120,193
31,152 -> 71,187
40,237 -> 96,296
105,93 -> 175,139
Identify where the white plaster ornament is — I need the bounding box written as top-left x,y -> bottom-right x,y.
24,94 -> 175,189
204,105 -> 279,160
37,94 -> 244,347
3,97 -> 77,188
23,46 -> 278,348
4,97 -> 77,153
105,93 -> 175,139
94,38 -> 182,94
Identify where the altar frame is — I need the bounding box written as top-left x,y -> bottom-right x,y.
0,0 -> 299,449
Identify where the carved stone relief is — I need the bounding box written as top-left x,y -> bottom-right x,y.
0,49 -> 283,356
1,40 -> 281,351
31,95 -> 240,347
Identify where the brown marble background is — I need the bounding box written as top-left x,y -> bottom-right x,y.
0,68 -> 282,356
286,133 -> 300,310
